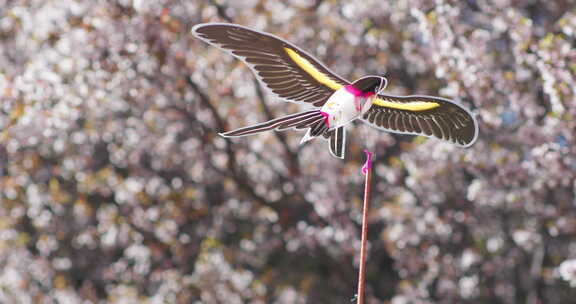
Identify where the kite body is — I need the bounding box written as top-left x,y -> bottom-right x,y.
320,83 -> 382,130
192,23 -> 478,159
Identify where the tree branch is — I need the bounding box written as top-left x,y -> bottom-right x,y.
252,78 -> 301,175
209,0 -> 233,22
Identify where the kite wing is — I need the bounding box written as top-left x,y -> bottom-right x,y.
192,23 -> 349,107
362,93 -> 478,147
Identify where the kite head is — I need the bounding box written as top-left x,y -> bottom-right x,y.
345,75 -> 387,114
350,75 -> 388,96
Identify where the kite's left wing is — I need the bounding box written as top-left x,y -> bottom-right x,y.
362,93 -> 478,147
192,23 -> 349,107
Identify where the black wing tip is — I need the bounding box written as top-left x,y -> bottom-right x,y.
457,130 -> 479,148
456,113 -> 479,148
219,130 -> 250,138
192,22 -> 234,32
218,131 -> 234,138
191,23 -> 235,40
219,130 -> 255,138
192,23 -> 256,39
191,23 -> 209,36
439,120 -> 478,148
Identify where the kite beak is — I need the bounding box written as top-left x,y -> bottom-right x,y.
376,76 -> 387,94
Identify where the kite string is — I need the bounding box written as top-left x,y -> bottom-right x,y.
356,149 -> 373,304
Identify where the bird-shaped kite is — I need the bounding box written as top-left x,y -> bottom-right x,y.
192,23 -> 478,159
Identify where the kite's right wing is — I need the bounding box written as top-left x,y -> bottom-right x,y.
362,93 -> 478,147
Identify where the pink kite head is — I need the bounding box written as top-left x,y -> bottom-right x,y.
349,75 -> 388,97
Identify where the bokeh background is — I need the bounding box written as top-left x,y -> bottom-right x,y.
1,0 -> 575,303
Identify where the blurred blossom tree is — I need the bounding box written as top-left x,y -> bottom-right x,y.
0,0 -> 575,303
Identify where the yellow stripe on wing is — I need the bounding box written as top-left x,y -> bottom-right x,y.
373,98 -> 440,111
284,47 -> 343,91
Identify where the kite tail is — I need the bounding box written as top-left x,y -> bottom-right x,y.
219,110 -> 326,137
323,126 -> 346,159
